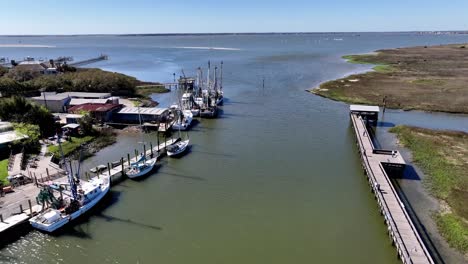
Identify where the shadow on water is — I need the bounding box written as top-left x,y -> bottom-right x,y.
0,222 -> 32,249
95,213 -> 162,231
189,144 -> 235,158
158,171 -> 205,181
401,165 -> 422,181
377,121 -> 396,128
392,179 -> 445,264
131,164 -> 162,182
56,190 -> 122,239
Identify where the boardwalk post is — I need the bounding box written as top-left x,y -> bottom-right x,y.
0,214 -> 3,222
143,145 -> 146,157
121,157 -> 125,176
107,162 -> 111,176
157,133 -> 160,152
127,153 -> 131,166
150,142 -> 154,158
46,168 -> 50,181
69,160 -> 73,178
28,199 -> 33,215
134,149 -> 138,159
19,204 -> 23,213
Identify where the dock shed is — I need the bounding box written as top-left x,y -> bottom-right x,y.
350,105 -> 380,122
114,107 -> 170,124
68,103 -> 122,123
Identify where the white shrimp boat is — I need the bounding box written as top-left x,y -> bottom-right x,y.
167,139 -> 189,157
172,110 -> 193,131
126,157 -> 157,179
29,176 -> 110,233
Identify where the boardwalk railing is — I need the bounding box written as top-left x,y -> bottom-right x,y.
351,113 -> 434,264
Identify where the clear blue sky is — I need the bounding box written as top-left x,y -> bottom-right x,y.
1,0 -> 467,35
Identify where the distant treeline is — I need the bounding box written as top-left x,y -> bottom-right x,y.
0,66 -> 139,97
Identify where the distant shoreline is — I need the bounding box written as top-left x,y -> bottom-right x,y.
1,31 -> 468,37
0,44 -> 55,48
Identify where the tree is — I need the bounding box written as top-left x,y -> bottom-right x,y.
12,123 -> 41,153
0,96 -> 56,137
77,111 -> 94,136
0,66 -> 8,77
0,76 -> 23,96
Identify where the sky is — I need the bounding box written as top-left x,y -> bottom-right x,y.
1,0 -> 467,35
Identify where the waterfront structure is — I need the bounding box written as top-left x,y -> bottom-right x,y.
30,92 -> 71,113
68,103 -> 122,123
114,107 -> 171,124
350,105 -> 434,264
30,92 -> 113,113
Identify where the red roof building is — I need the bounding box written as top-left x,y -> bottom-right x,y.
68,103 -> 122,123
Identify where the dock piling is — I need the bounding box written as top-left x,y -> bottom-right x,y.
127,154 -> 130,166
28,200 -> 33,215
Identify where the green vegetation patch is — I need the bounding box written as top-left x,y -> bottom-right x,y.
0,159 -> 8,185
435,213 -> 468,253
390,125 -> 468,253
136,85 -> 170,97
342,54 -> 378,64
372,64 -> 396,73
48,136 -> 94,157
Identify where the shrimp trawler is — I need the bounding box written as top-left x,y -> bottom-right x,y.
29,139 -> 110,233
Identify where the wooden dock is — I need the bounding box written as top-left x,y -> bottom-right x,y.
350,109 -> 434,264
0,138 -> 179,234
94,138 -> 179,183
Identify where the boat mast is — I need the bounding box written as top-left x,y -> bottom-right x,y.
220,61 -> 223,91
58,136 -> 78,200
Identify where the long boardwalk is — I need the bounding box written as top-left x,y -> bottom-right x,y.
350,111 -> 434,264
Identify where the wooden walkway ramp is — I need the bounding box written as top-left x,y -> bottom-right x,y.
350,113 -> 434,264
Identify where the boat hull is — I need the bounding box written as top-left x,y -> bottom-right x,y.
29,177 -> 110,233
167,140 -> 189,157
126,158 -> 157,179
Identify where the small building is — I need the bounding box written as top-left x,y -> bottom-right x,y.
65,114 -> 83,124
30,92 -> 114,113
114,107 -> 170,124
67,92 -> 112,99
62,123 -> 81,136
68,98 -> 118,108
350,105 -> 380,123
30,92 -> 71,113
68,103 -> 122,123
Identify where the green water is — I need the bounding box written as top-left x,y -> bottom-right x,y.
4,33 -> 468,263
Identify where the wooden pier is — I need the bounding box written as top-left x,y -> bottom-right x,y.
93,137 -> 179,184
69,54 -> 109,67
0,138 -> 178,234
350,105 -> 434,264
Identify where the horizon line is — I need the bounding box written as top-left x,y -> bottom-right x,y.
1,30 -> 468,37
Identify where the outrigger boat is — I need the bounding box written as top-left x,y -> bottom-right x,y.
172,110 -> 193,131
29,140 -> 110,233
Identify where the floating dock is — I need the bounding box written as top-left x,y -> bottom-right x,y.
350,105 -> 434,264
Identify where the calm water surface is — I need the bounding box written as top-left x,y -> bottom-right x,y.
1,33 -> 468,263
